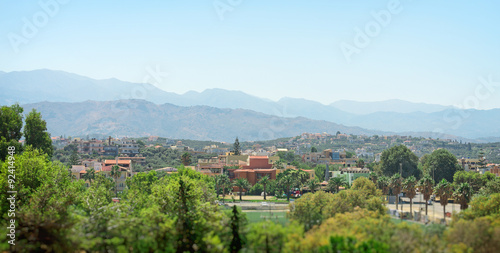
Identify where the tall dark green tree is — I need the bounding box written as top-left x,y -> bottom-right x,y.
477,149 -> 487,169
230,205 -> 246,253
380,145 -> 419,178
24,108 -> 53,157
69,150 -> 79,166
233,137 -> 241,155
181,152 -> 191,166
0,104 -> 24,160
424,148 -> 460,183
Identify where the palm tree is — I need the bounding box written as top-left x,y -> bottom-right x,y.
378,176 -> 390,202
278,174 -> 293,202
273,160 -> 285,170
434,179 -> 453,219
296,169 -> 310,187
328,177 -> 347,193
234,178 -> 250,201
453,182 -> 473,210
82,168 -> 95,186
220,174 -> 231,202
181,152 -> 191,166
214,174 -> 223,199
369,172 -> 378,186
110,165 -> 121,197
259,175 -> 270,200
307,178 -> 320,193
390,173 -> 402,210
403,176 -> 417,216
417,174 -> 434,216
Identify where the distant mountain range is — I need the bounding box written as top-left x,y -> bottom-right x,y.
2,69 -> 500,141
22,100 -> 387,142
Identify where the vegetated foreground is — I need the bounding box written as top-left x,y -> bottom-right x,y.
2,148 -> 500,252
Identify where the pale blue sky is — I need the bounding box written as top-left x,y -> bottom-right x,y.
1,0 -> 499,109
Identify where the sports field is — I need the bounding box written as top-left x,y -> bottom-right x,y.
244,211 -> 288,225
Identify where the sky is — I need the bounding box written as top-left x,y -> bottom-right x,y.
1,0 -> 500,109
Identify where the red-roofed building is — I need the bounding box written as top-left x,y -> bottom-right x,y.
234,169 -> 276,185
241,156 -> 273,170
104,159 -> 132,169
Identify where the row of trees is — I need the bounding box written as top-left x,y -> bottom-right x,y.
0,104 -> 53,160
371,169 -> 499,219
214,167 -> 313,202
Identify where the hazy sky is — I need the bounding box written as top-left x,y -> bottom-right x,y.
1,1 -> 499,109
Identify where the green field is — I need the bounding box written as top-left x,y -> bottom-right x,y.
390,217 -> 427,228
244,211 -> 288,225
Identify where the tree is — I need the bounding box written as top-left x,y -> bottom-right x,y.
291,169 -> 309,189
277,151 -> 295,163
453,182 -> 473,210
277,174 -> 293,201
24,108 -> 53,157
461,193 -> 500,220
273,160 -> 285,170
220,174 -> 231,202
328,177 -> 347,193
311,146 -> 318,153
214,174 -> 223,199
259,175 -> 270,200
234,178 -> 250,201
287,190 -> 335,231
233,137 -> 241,155
307,178 -> 320,193
377,176 -> 390,201
357,159 -> 365,168
0,104 -> 24,160
424,149 -> 460,183
69,150 -> 79,166
110,165 -> 121,197
380,145 -> 419,178
369,172 -> 378,185
453,171 -> 487,194
477,149 -> 487,169
390,173 -> 402,210
417,174 -> 434,215
313,165 -> 326,181
82,168 -> 96,186
434,179 -> 453,219
230,205 -> 246,253
181,152 -> 191,166
403,176 -> 417,216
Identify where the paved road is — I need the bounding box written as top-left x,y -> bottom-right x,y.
387,192 -> 462,223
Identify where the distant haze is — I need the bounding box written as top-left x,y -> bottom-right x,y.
1,1 -> 499,109
2,69 -> 500,141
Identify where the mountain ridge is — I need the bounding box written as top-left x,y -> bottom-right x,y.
2,69 -> 500,140
21,99 -> 390,142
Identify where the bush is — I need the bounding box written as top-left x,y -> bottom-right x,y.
248,183 -> 264,195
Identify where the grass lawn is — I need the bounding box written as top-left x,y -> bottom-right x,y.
390,217 -> 426,229
244,211 -> 288,226
220,196 -> 290,203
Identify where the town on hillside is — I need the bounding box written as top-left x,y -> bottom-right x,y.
55,132 -> 500,192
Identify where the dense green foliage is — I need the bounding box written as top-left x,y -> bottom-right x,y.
423,149 -> 461,183
3,147 -> 500,252
0,104 -> 24,161
23,109 -> 53,158
381,145 -> 420,178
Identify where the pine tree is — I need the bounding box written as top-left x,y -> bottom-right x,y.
24,109 -> 53,157
230,205 -> 245,253
233,137 -> 241,155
